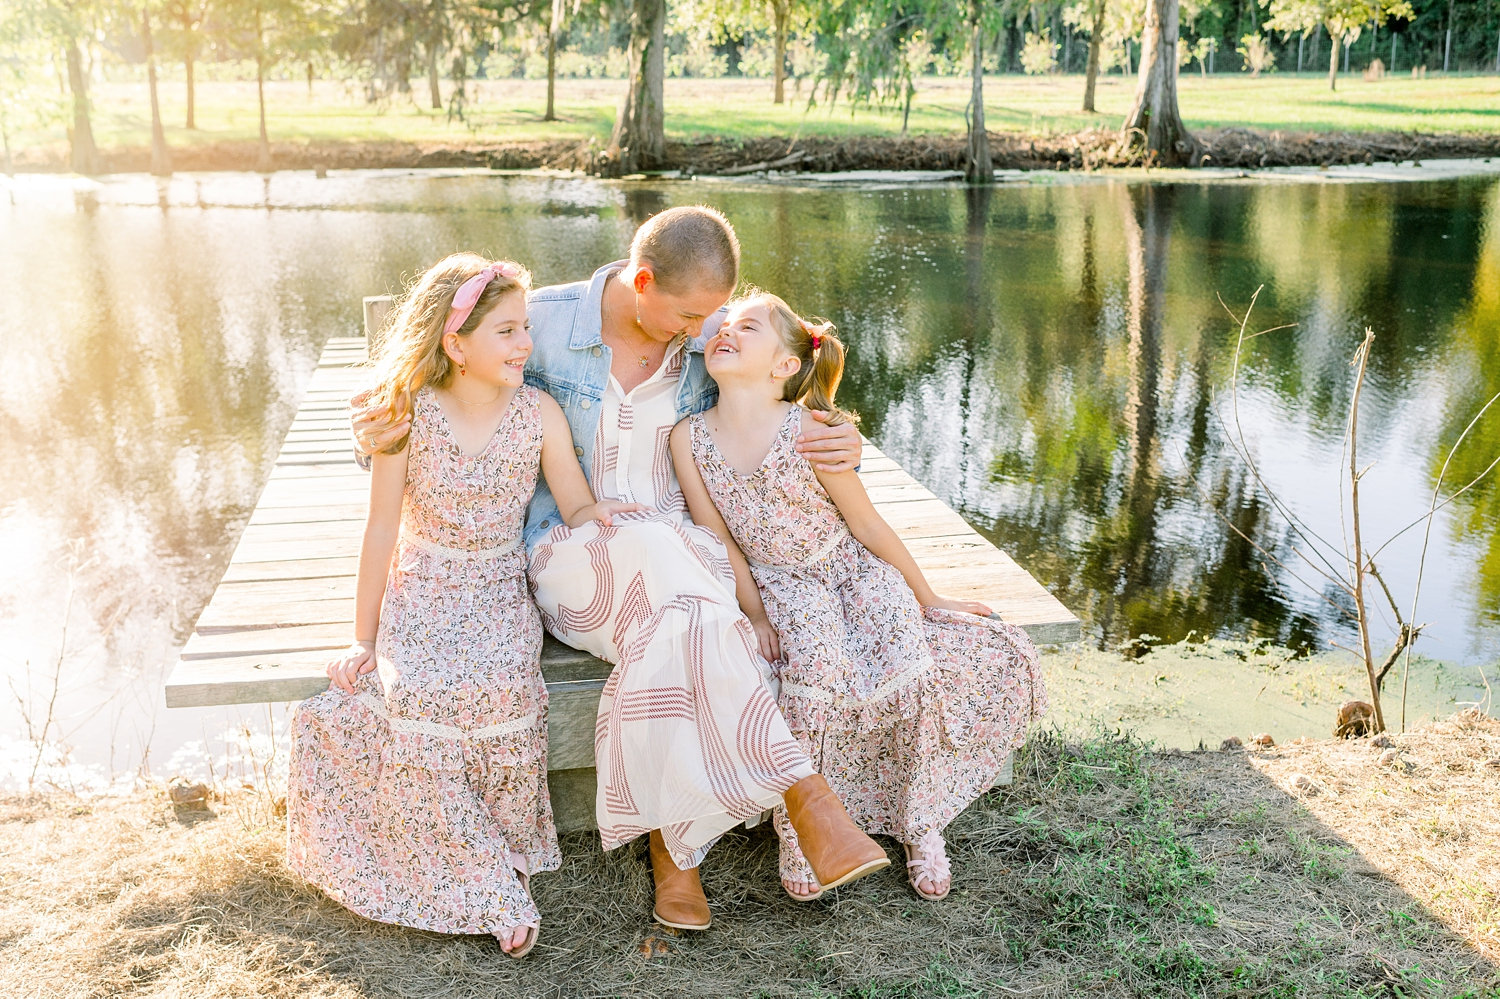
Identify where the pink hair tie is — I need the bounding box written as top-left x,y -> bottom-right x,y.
444,261 -> 521,335
810,332 -> 822,351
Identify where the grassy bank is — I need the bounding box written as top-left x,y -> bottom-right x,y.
9,74 -> 1500,174
3,712 -> 1497,998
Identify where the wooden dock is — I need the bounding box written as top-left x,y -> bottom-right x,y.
165,329 -> 1079,829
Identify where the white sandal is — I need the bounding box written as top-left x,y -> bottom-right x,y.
904,830 -> 952,901
779,833 -> 824,902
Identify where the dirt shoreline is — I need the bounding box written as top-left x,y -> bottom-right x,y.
10,127 -> 1500,177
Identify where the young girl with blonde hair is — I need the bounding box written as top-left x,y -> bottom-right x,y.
669,292 -> 1047,902
287,253 -> 638,957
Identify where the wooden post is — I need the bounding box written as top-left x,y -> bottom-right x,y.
363,295 -> 394,361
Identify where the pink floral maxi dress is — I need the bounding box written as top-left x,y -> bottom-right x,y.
689,406 -> 1048,881
286,385 -> 561,934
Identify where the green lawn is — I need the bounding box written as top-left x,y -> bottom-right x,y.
16,72 -> 1500,156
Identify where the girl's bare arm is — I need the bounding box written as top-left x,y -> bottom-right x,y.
810,416 -> 991,617
669,421 -> 781,663
536,392 -> 643,528
329,442 -> 408,691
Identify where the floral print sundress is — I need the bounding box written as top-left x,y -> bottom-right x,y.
689,405 -> 1048,883
287,384 -> 560,935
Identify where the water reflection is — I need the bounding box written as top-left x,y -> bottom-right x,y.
1,168 -> 1496,786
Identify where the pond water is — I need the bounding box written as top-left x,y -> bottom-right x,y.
2,166 -> 1497,788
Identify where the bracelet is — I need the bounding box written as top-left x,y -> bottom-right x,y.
353,639 -> 376,649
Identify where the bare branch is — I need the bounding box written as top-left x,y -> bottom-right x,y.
1346,329 -> 1386,732
1365,397 -> 1500,564
1176,444 -> 1356,618
1401,387 -> 1500,731
1366,563 -> 1405,628
1375,623 -> 1419,689
1213,292 -> 1354,587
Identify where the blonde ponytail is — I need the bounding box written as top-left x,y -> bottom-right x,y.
783,320 -> 851,426
734,291 -> 857,427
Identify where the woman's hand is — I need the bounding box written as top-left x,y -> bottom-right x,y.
327,642 -> 377,693
575,500 -> 649,528
795,413 -> 862,473
924,594 -> 995,618
748,613 -> 781,664
351,389 -> 409,457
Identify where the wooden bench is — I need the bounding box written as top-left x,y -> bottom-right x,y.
165,309 -> 1080,830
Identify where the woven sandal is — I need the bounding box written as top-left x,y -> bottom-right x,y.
903,830 -> 952,902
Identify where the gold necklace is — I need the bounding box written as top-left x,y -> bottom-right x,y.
449,386 -> 505,407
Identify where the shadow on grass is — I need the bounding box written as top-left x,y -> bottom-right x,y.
1303,100 -> 1500,119
3,727 -> 1496,998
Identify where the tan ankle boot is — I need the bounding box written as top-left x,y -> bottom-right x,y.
782,774 -> 890,890
649,830 -> 711,930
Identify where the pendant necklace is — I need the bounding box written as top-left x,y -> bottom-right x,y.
632,305 -> 653,366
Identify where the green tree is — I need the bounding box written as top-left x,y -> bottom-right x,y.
8,0 -> 104,173
605,0 -> 666,174
140,1 -> 171,174
1262,0 -> 1414,90
1071,0 -> 1108,111
808,0 -> 998,181
962,0 -> 992,183
673,0 -> 807,104
1120,0 -> 1196,165
0,13 -> 65,178
159,0 -> 210,128
220,0 -> 308,170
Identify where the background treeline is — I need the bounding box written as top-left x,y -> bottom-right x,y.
3,0 -> 1498,174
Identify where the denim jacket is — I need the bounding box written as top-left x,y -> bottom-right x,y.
521,261 -> 721,551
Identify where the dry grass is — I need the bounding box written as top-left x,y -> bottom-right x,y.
1245,709 -> 1500,966
2,716 -> 1497,998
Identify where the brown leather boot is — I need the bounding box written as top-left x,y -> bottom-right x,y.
782,774 -> 890,890
649,829 -> 711,930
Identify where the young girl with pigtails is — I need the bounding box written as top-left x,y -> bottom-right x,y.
286,253 -> 639,958
668,291 -> 1048,903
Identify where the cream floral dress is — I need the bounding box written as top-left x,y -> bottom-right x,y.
287,385 -> 560,934
689,405 -> 1048,883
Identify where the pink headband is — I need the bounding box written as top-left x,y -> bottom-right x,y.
444,262 -> 522,335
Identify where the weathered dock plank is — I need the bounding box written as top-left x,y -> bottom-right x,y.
165,331 -> 1077,829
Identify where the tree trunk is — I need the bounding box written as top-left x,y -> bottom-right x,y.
1328,24 -> 1340,91
966,5 -> 990,183
255,7 -> 271,172
1443,0 -> 1454,71
307,60 -> 314,97
604,0 -> 666,175
64,39 -> 99,174
1120,0 -> 1196,165
964,6 -> 992,184
143,7 -> 172,176
772,0 -> 789,105
1297,32 -> 1303,72
545,31 -> 557,120
545,0 -> 561,122
3,113 -> 14,184
1083,0 -> 1106,111
427,45 -> 442,109
185,50 -> 196,128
